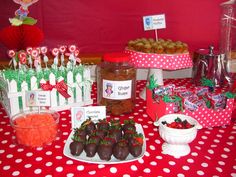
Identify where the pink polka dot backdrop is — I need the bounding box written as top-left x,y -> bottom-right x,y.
0,79 -> 236,177
125,49 -> 192,69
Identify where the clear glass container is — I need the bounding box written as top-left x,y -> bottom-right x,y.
97,52 -> 136,115
220,0 -> 236,88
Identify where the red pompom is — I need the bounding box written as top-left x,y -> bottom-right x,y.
0,24 -> 44,50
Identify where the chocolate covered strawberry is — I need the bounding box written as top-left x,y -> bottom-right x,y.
96,119 -> 110,130
113,139 -> 129,160
97,139 -> 113,161
81,118 -> 96,135
85,139 -> 97,157
69,136 -> 84,156
73,126 -> 87,142
122,119 -> 136,132
129,133 -> 143,157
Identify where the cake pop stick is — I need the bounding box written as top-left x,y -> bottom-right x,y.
74,49 -> 81,65
68,45 -> 77,70
7,50 -> 17,70
41,46 -> 48,68
26,47 -> 33,69
59,45 -> 66,69
52,48 -> 59,70
18,51 -> 27,71
31,48 -> 40,70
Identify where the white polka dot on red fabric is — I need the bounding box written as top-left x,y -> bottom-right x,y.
169,161 -> 176,165
110,167 -> 117,173
26,152 -> 33,157
197,170 -> 205,175
98,164 -> 105,168
6,154 -> 13,158
24,164 -> 32,168
182,166 -> 190,170
177,174 -> 185,177
15,158 -> 22,163
46,151 -> 52,155
156,155 -> 163,159
12,171 -> 20,176
66,160 -> 73,165
187,159 -> 194,163
201,163 -> 208,167
45,162 -> 53,167
149,145 -> 156,150
208,149 -> 214,154
67,173 -> 74,177
138,158 -> 144,163
77,165 -> 84,171
34,169 -> 42,174
144,168 -> 151,173
131,165 -> 138,171
163,168 -> 170,173
150,161 -> 157,166
89,170 -> 96,175
36,157 -> 43,161
56,167 -> 63,172
221,154 -> 228,158
123,174 -> 130,177
3,165 -> 10,170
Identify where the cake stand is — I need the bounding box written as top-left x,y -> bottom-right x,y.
125,49 -> 193,100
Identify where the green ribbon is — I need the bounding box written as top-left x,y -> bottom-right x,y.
162,95 -> 183,111
147,74 -> 159,90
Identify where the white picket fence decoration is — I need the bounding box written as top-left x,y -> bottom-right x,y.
0,67 -> 93,117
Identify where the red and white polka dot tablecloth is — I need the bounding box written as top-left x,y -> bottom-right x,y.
0,79 -> 236,177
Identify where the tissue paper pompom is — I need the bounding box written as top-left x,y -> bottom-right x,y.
0,24 -> 44,50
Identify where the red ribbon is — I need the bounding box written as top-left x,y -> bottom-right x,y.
40,80 -> 71,98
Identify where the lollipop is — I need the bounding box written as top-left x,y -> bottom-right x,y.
41,46 -> 48,68
74,49 -> 81,64
26,47 -> 33,68
59,45 -> 67,67
7,49 -> 17,70
68,45 -> 77,66
31,48 -> 40,69
18,51 -> 27,65
52,48 -> 59,69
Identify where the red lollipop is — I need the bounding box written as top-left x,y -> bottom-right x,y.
8,50 -> 16,58
26,47 -> 32,55
18,51 -> 27,64
68,45 -> 76,53
52,48 -> 59,56
31,48 -> 39,58
59,45 -> 67,54
41,46 -> 48,55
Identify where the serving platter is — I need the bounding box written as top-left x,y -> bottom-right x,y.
63,124 -> 146,164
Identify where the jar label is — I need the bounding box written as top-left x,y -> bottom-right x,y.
102,79 -> 132,100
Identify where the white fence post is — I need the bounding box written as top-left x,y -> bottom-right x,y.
8,80 -> 19,116
58,76 -> 66,106
67,71 -> 74,104
49,73 -> 57,108
21,81 -> 29,112
75,73 -> 82,103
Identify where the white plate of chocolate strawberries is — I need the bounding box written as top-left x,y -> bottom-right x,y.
63,118 -> 146,164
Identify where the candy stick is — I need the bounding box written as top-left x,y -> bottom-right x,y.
59,45 -> 66,67
41,46 -> 48,68
26,47 -> 33,69
52,48 -> 59,70
18,51 -> 27,71
31,48 -> 40,70
68,45 -> 77,70
7,50 -> 17,70
75,49 -> 81,65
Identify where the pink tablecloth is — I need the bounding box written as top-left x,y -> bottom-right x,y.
0,79 -> 236,177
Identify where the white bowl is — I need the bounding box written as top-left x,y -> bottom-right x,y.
154,114 -> 202,158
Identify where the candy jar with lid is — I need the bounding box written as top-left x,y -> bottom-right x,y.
96,52 -> 136,115
220,0 -> 236,90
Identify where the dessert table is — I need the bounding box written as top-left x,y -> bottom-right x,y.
0,79 -> 236,177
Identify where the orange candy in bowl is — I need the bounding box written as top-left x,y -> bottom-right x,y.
10,110 -> 59,148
